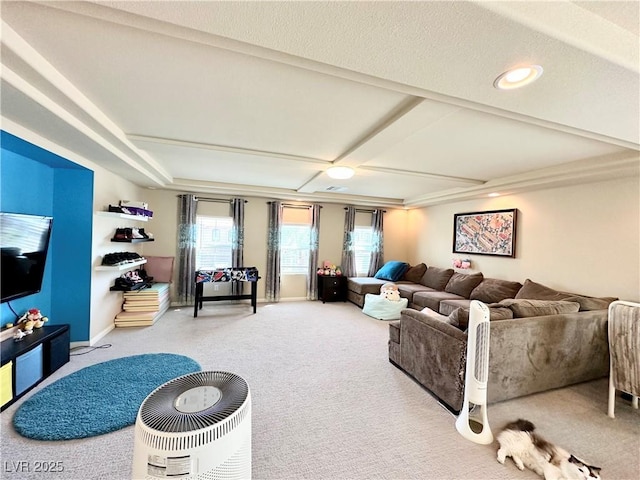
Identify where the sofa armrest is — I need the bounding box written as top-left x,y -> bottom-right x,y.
487,309 -> 609,403
398,309 -> 467,412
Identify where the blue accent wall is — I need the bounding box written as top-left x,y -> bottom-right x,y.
1,131 -> 93,341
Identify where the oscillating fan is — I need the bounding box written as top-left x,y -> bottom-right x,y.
132,371 -> 251,480
455,300 -> 493,444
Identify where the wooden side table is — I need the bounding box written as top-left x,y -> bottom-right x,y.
317,275 -> 347,303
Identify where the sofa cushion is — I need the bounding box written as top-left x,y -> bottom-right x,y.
396,283 -> 433,303
470,278 -> 522,303
401,263 -> 428,283
374,261 -> 409,282
347,277 -> 387,295
558,295 -> 617,312
515,279 -> 569,300
449,305 -> 514,330
444,272 -> 484,298
412,291 -> 462,311
438,299 -> 472,316
499,299 -> 580,318
420,307 -> 457,325
419,266 -> 455,290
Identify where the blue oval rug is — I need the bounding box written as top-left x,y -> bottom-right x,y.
13,353 -> 201,441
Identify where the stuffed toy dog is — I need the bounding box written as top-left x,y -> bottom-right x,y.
380,282 -> 401,302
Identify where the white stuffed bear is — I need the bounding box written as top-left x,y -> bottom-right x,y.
380,282 -> 401,302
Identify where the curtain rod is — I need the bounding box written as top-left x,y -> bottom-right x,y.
267,202 -> 322,209
345,207 -> 387,213
177,195 -> 247,204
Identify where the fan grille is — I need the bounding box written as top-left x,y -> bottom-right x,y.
473,322 -> 489,383
139,371 -> 249,433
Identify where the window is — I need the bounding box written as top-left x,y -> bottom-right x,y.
280,224 -> 311,275
353,226 -> 374,276
195,215 -> 233,269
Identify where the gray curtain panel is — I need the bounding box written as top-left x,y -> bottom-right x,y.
306,204 -> 321,300
266,201 -> 283,302
230,198 -> 245,296
341,206 -> 357,277
177,194 -> 198,305
367,209 -> 384,277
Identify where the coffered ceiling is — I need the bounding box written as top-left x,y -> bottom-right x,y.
1,1 -> 638,207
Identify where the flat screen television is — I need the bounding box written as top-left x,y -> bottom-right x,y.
1,212 -> 53,303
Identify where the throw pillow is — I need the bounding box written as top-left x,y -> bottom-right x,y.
499,299 -> 580,318
449,305 -> 514,330
374,261 -> 409,282
444,272 -> 484,298
421,307 -> 458,326
515,279 -> 569,301
419,266 -> 455,290
470,278 -> 523,303
401,263 -> 428,283
562,295 -> 617,311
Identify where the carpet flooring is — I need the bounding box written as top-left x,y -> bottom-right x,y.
12,353 -> 201,440
1,301 -> 638,480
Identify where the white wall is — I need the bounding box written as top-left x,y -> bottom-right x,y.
91,171 -> 145,343
408,177 -> 640,302
140,191 -> 409,301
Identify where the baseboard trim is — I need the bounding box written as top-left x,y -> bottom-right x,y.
90,323 -> 115,346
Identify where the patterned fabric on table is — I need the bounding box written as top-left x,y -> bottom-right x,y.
196,267 -> 259,283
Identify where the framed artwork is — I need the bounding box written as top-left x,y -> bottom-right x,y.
453,209 -> 517,257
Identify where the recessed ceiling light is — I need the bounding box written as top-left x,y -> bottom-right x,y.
488,192 -> 501,197
326,166 -> 355,179
494,65 -> 543,90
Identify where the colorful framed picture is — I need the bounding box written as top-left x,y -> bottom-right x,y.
453,209 -> 518,257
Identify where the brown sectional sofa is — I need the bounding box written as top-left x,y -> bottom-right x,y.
347,264 -> 616,412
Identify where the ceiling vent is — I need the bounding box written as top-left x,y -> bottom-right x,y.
325,186 -> 348,192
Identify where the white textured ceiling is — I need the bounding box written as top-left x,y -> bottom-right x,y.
1,0 -> 638,207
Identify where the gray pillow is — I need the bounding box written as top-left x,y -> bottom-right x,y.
421,307 -> 457,325
402,263 -> 428,283
515,279 -> 569,301
562,295 -> 617,311
470,278 -> 523,303
419,266 -> 454,290
449,305 -> 514,330
499,299 -> 580,318
444,272 -> 484,298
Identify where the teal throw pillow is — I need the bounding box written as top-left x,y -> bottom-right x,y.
374,261 -> 409,281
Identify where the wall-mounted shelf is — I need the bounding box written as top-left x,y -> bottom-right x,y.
96,211 -> 149,222
110,238 -> 154,243
95,259 -> 147,271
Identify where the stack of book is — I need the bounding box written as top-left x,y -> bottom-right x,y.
115,283 -> 170,327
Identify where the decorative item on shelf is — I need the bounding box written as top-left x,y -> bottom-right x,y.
111,269 -> 153,291
318,262 -> 342,276
101,251 -> 145,266
453,257 -> 472,270
111,227 -> 154,242
15,308 -> 49,339
108,200 -> 153,219
13,329 -> 27,342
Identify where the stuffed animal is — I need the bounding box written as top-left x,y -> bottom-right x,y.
380,282 -> 401,302
381,289 -> 401,302
17,308 -> 47,332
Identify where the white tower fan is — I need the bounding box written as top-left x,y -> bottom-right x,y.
455,300 -> 493,444
132,371 -> 251,480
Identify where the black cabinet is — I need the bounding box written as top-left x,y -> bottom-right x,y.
1,324 -> 70,412
317,275 -> 347,303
